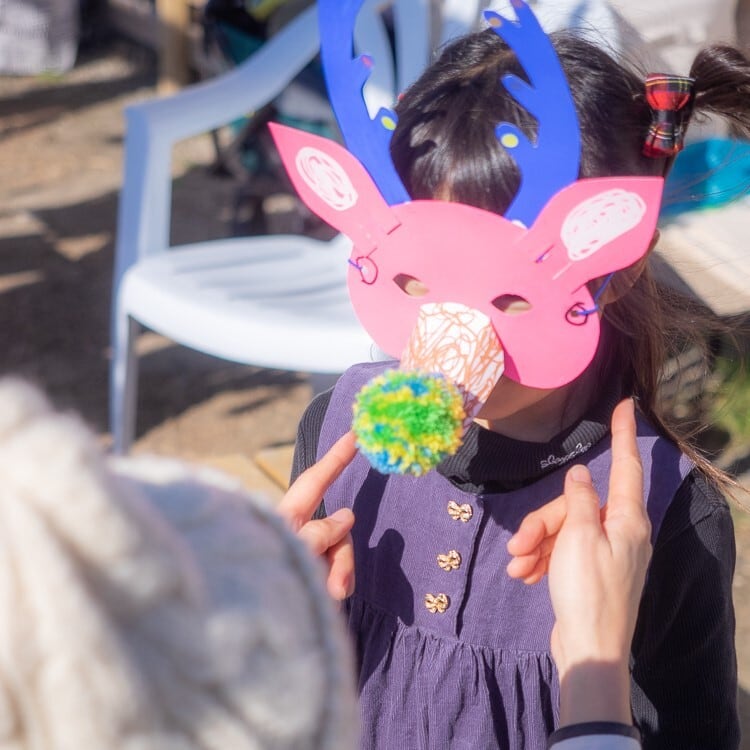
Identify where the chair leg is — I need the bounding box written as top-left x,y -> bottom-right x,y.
110,312 -> 141,455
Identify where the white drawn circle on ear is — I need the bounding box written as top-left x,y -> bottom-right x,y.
295,147 -> 358,211
562,189 -> 646,261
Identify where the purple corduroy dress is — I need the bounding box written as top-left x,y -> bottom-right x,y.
318,362 -> 692,750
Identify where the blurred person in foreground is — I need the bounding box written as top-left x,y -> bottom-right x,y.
0,377 -> 356,750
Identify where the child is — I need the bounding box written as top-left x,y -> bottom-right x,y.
283,6 -> 747,749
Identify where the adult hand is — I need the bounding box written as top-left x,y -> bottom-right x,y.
506,399 -> 649,585
278,431 -> 358,600
508,399 -> 651,725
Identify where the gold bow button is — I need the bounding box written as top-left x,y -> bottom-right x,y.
447,500 -> 473,522
424,593 -> 450,614
437,550 -> 461,571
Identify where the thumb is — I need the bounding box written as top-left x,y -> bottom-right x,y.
563,464 -> 602,526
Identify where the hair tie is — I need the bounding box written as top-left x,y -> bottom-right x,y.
643,73 -> 695,158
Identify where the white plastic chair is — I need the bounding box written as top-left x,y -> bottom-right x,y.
110,0 -> 485,454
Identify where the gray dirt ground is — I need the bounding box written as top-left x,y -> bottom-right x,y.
1,36 -> 749,745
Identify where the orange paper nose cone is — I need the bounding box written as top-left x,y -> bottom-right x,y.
401,302 -> 506,420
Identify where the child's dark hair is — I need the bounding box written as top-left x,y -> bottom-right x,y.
391,29 -> 750,495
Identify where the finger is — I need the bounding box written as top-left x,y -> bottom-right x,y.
507,495 -> 566,556
507,534 -> 557,579
507,550 -> 540,579
326,532 -> 355,600
562,464 -> 601,526
296,508 -> 355,557
607,398 -> 645,518
278,432 -> 357,528
522,553 -> 551,585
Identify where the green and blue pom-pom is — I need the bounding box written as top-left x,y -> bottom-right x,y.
352,370 -> 466,476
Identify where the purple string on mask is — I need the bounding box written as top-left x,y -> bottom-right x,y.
572,272 -> 615,317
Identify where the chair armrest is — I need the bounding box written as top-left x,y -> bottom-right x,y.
113,3 -> 320,285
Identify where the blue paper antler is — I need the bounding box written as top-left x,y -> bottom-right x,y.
485,1 -> 581,226
317,0 -> 580,220
318,0 -> 410,205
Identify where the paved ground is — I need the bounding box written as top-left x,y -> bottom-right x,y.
1,35 -> 749,745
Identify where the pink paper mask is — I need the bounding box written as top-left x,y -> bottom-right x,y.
270,123 -> 663,389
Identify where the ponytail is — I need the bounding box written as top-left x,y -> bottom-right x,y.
690,44 -> 750,135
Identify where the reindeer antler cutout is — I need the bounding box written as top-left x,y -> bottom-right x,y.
318,0 -> 410,205
319,0 -> 582,223
485,1 -> 581,226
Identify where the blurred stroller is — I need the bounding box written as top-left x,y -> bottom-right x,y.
200,0 -> 340,236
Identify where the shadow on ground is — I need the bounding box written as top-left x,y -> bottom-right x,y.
0,158 -> 311,453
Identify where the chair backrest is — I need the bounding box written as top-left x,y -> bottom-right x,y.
115,0 -> 487,282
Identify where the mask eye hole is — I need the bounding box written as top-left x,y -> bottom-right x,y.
492,294 -> 532,315
394,273 -> 429,297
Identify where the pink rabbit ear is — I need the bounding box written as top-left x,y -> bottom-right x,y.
269,123 -> 401,250
533,176 -> 664,288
